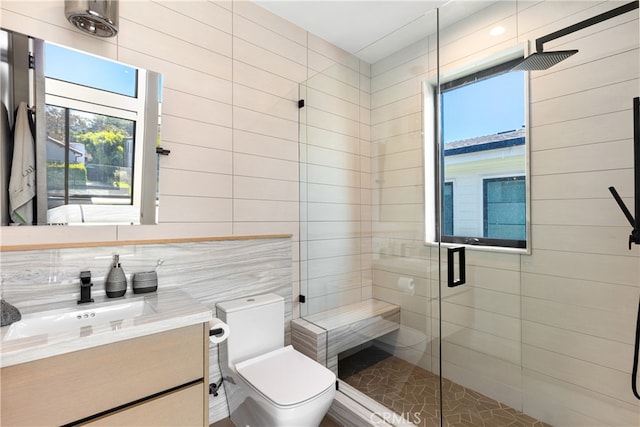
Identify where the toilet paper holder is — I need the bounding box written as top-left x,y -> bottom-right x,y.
209,328 -> 225,337
208,317 -> 230,344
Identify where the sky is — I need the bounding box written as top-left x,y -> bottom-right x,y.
45,43 -> 137,97
441,71 -> 525,144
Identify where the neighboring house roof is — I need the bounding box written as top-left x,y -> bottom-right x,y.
47,135 -> 84,156
444,128 -> 525,156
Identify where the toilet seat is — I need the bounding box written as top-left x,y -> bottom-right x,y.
235,345 -> 335,408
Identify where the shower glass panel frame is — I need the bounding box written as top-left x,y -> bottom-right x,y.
298,7 -> 443,426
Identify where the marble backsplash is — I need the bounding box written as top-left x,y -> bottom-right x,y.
0,236 -> 293,424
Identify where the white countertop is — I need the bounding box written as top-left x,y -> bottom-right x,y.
0,289 -> 212,368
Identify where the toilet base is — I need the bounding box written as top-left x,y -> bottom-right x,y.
229,380 -> 335,427
230,397 -> 273,427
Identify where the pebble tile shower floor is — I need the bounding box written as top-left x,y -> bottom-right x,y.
339,347 -> 552,427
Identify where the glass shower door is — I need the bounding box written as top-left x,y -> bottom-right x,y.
435,1 -> 534,425
436,1 -> 640,426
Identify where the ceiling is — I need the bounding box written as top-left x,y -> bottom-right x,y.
253,0 -> 446,63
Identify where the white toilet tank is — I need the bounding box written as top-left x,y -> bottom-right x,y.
217,293 -> 285,366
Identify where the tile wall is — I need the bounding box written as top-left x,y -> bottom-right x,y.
369,19 -> 435,375
521,2 -> 640,425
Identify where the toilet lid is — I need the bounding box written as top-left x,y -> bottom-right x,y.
235,345 -> 336,407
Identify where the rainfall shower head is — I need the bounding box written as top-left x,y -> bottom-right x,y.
512,1 -> 638,72
65,0 -> 119,38
511,50 -> 578,71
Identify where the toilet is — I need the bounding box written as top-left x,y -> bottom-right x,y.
216,293 -> 336,427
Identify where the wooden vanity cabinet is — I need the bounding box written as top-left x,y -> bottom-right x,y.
1,323 -> 209,426
82,382 -> 205,426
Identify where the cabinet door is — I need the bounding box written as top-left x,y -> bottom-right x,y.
81,383 -> 205,427
1,324 -> 206,426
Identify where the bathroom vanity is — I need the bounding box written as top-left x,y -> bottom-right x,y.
0,290 -> 211,426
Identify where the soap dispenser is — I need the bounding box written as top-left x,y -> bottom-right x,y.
105,254 -> 127,298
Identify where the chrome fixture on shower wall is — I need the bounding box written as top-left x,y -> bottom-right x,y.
65,0 -> 118,38
512,0 -> 639,70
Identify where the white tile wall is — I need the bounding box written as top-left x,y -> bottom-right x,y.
300,51 -> 372,315
160,115 -> 232,152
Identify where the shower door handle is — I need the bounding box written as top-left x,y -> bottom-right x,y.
447,246 -> 466,288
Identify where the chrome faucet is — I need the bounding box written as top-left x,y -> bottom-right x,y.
78,271 -> 94,304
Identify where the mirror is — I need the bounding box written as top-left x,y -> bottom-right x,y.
1,28 -> 162,226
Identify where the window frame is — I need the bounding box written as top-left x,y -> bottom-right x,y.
424,46 -> 531,253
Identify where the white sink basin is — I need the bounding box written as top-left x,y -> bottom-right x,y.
0,290 -> 212,369
3,300 -> 156,341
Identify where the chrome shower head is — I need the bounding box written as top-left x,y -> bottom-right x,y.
511,50 -> 578,71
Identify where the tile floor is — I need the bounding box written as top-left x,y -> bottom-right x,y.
211,414 -> 340,427
339,347 -> 552,427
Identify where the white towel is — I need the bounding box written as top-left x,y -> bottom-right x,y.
8,102 -> 36,225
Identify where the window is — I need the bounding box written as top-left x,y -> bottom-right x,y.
442,181 -> 454,236
43,42 -> 148,223
45,106 -> 136,209
483,176 -> 526,241
433,56 -> 528,249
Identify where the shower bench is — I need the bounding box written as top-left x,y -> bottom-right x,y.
292,299 -> 400,374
